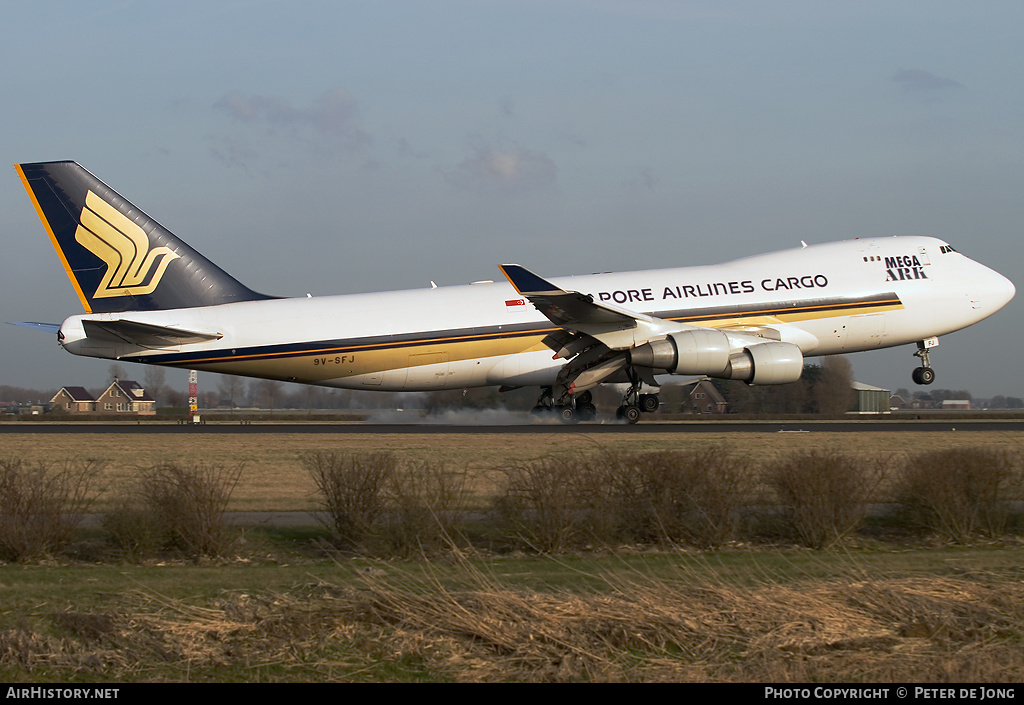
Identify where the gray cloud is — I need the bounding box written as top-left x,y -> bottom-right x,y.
892,69 -> 964,92
498,98 -> 515,118
443,145 -> 557,194
208,136 -> 258,170
626,166 -> 659,192
214,87 -> 370,149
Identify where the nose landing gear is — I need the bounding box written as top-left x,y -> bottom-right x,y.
912,338 -> 938,385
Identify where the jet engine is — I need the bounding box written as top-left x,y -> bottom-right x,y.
629,329 -> 804,385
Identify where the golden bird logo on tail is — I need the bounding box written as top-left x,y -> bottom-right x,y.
75,191 -> 180,298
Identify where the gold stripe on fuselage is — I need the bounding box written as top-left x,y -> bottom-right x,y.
163,294 -> 903,381
183,331 -> 553,382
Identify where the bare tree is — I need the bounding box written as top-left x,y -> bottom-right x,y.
255,379 -> 282,410
217,375 -> 246,409
143,367 -> 167,406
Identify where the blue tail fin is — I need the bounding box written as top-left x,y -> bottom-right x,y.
16,161 -> 272,313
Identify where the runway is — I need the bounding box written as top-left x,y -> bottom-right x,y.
2,419 -> 1023,433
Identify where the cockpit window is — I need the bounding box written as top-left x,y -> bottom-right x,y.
939,244 -> 959,254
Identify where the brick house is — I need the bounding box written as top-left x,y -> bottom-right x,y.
50,386 -> 96,413
685,379 -> 729,414
95,379 -> 156,415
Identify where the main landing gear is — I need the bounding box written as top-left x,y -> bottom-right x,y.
911,338 -> 937,385
613,369 -> 660,425
530,387 -> 597,424
614,392 -> 660,424
530,386 -> 658,424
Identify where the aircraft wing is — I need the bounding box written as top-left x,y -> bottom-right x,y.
81,319 -> 223,348
498,264 -> 646,329
499,264 -> 682,350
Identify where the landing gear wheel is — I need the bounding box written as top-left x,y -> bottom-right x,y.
558,406 -> 578,424
577,403 -> 597,422
912,366 -> 935,385
912,340 -> 937,386
622,405 -> 642,424
575,390 -> 593,405
639,394 -> 659,413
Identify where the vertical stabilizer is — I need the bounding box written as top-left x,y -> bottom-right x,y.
16,161 -> 272,313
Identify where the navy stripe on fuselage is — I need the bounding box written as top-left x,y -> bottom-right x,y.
128,291 -> 902,367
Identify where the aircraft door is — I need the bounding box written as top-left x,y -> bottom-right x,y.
404,351 -> 451,389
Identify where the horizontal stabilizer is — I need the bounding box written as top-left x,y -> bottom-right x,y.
82,319 -> 223,348
9,321 -> 61,333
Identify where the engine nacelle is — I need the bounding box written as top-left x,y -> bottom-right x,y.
630,331 -> 803,385
629,329 -> 732,376
726,341 -> 804,384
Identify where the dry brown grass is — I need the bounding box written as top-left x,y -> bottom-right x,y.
1,427 -> 1023,680
3,563 -> 1023,682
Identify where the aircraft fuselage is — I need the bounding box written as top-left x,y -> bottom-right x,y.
55,236 -> 1014,392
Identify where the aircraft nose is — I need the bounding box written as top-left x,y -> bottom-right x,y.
991,270 -> 1015,308
974,266 -> 1015,316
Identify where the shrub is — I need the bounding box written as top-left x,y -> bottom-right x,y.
105,463 -> 243,559
896,447 -> 1022,543
640,448 -> 745,548
382,460 -> 469,555
0,459 -> 99,561
765,450 -> 884,549
494,454 -> 605,552
494,448 -> 748,551
303,451 -> 395,547
102,493 -> 163,562
595,448 -> 746,548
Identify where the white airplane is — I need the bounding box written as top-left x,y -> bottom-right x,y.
14,161 -> 1015,423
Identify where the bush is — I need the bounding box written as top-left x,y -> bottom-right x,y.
304,451 -> 472,554
494,454 -> 605,552
303,451 -> 395,547
896,447 -> 1022,543
382,460 -> 469,555
0,459 -> 99,561
590,449 -> 745,548
102,494 -> 163,562
494,448 -> 747,551
104,463 -> 243,559
765,450 -> 884,549
626,448 -> 745,549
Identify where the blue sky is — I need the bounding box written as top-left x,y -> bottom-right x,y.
2,1 -> 1022,398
